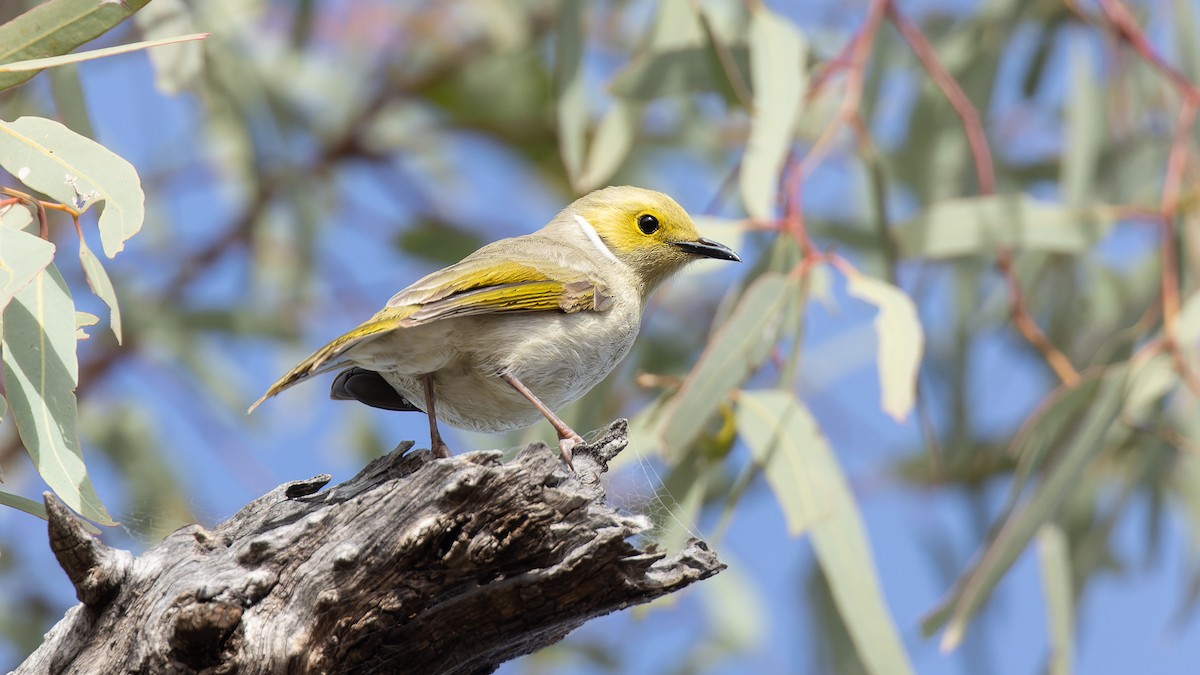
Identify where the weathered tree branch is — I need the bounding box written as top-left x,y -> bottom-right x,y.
18,420 -> 723,674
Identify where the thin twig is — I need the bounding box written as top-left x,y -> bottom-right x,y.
781,0 -> 888,261
1093,0 -> 1200,396
1095,0 -> 1200,104
848,113 -> 898,282
1158,100 -> 1200,396
0,187 -> 64,241
792,0 -> 888,182
885,6 -> 993,193
783,159 -> 817,257
889,4 -> 1081,387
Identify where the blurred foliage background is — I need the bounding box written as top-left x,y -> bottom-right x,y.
2,0 -> 1200,672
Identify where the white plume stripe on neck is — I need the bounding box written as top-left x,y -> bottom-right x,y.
573,213 -> 619,262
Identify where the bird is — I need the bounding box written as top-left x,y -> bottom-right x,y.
248,185 -> 740,467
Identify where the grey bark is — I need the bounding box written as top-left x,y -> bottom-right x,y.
16,420 -> 724,675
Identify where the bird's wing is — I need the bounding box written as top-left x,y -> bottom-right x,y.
248,247 -> 612,412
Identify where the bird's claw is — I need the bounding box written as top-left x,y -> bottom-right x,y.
558,434 -> 584,473
431,441 -> 452,459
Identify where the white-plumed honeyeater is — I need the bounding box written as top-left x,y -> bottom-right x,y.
249,186 -> 740,466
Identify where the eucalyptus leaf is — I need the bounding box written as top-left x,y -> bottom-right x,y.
809,263 -> 836,311
75,310 -> 99,341
1062,41 -> 1101,207
1037,523 -> 1074,675
0,0 -> 153,91
649,0 -> 704,45
0,202 -> 34,231
0,117 -> 145,258
735,390 -> 824,536
896,195 -> 1117,259
740,7 -> 807,219
0,490 -> 47,521
1180,289 -> 1200,338
0,223 -> 55,313
844,272 -> 923,422
576,0 -> 712,190
610,45 -> 751,101
610,0 -> 739,102
2,264 -> 114,525
79,236 -> 123,343
1174,0 -> 1200,84
134,0 -> 207,94
471,0 -> 532,50
927,365 -> 1129,649
657,272 -> 798,457
47,67 -> 94,138
1006,372 -> 1104,512
808,563 -> 870,675
1080,290 -> 1200,447
576,100 -> 641,191
0,34 -> 208,74
737,390 -> 915,675
554,1 -> 586,187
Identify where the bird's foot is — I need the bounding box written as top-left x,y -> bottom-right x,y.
431,440 -> 452,459
557,434 -> 584,473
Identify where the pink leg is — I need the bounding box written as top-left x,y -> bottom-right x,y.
422,374 -> 451,459
499,373 -> 582,470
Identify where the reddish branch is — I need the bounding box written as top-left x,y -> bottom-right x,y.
794,0 -> 887,183
1095,0 -> 1200,104
1094,0 -> 1200,395
785,0 -> 888,262
0,187 -> 54,240
885,7 -> 994,193
789,1 -> 1085,386
888,3 -> 1082,387
1160,101 -> 1197,387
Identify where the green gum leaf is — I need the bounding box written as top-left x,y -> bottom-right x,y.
0,117 -> 145,258
740,7 -> 807,219
844,272 -> 924,422
657,271 -> 798,457
554,1 -> 586,187
0,222 -> 55,314
1037,523 -> 1075,675
896,194 -> 1117,259
2,263 -> 115,525
78,237 -> 122,343
927,365 -> 1130,649
0,0 -> 154,92
737,390 -> 915,675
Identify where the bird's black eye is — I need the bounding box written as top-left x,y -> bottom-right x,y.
637,214 -> 659,235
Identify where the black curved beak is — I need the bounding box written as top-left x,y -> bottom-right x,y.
671,237 -> 741,262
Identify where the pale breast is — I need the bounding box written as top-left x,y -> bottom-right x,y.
374,296 -> 641,433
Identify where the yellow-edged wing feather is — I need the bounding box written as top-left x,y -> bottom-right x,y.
248,242 -> 612,412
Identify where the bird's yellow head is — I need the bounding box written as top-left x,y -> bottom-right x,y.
564,186 -> 740,294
